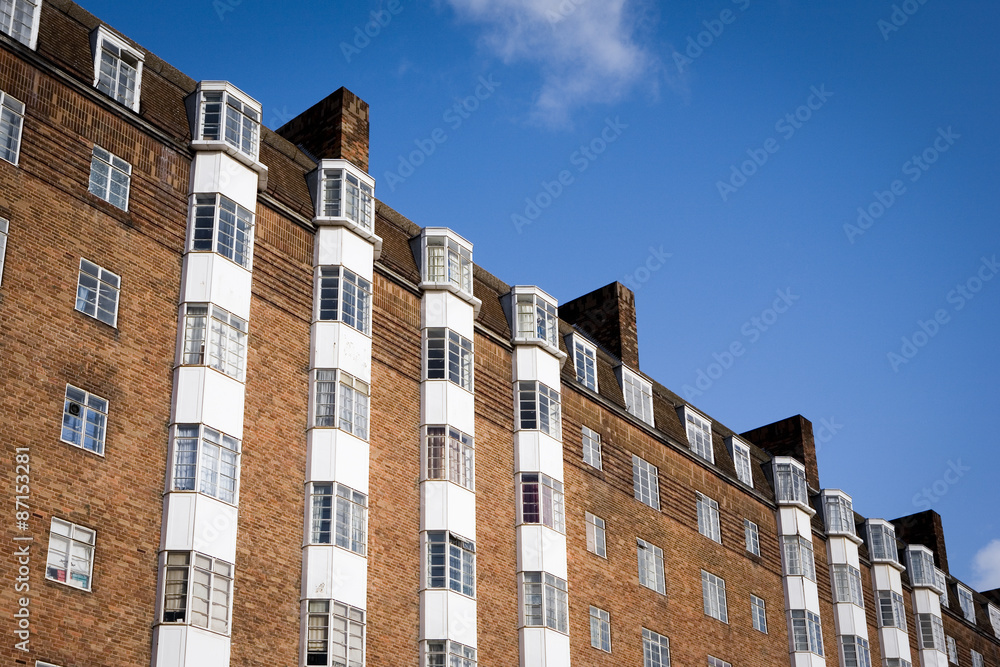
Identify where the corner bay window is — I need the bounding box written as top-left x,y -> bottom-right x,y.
313,369 -> 369,439
907,547 -> 936,588
306,600 -> 365,667
840,636 -> 872,667
317,266 -> 371,334
789,609 -> 824,656
425,425 -> 474,490
309,482 -> 367,555
426,640 -> 475,667
823,492 -> 855,535
917,613 -> 945,652
181,303 -> 248,381
191,193 -> 254,269
522,572 -> 568,633
424,234 -> 472,293
197,86 -> 260,159
782,535 -> 816,580
172,424 -> 239,504
320,167 -> 374,231
425,328 -> 473,390
515,291 -> 557,346
877,590 -> 907,630
518,472 -> 565,532
516,381 -> 561,438
831,563 -> 864,606
162,552 -> 232,634
867,521 -> 899,563
774,459 -> 808,505
426,531 -> 475,597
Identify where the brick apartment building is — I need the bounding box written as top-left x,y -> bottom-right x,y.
1,2 -> 999,667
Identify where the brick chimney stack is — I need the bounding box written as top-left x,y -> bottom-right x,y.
561,282 -> 640,369
742,415 -> 820,490
890,509 -> 950,574
276,87 -> 370,172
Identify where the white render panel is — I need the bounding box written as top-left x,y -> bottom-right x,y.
873,563 -> 903,591
512,346 -> 562,387
420,590 -> 477,645
421,290 -> 475,339
448,592 -> 478,647
420,481 -> 476,540
172,367 -> 246,436
190,151 -> 258,210
301,545 -> 368,610
832,603 -> 869,638
880,627 -> 912,659
420,381 -> 476,435
777,506 -> 805,536
161,492 -> 239,563
305,428 -> 370,493
912,588 -> 941,613
802,578 -> 821,611
919,649 -> 949,667
519,628 -> 570,667
513,431 -> 564,481
790,651 -> 826,667
310,322 -> 373,383
152,625 -> 186,667
315,226 -> 376,281
516,525 -> 568,579
827,536 -> 849,565
180,252 -> 253,321
785,576 -> 807,610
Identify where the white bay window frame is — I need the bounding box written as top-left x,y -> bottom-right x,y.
822,490 -> 856,537
424,327 -> 473,391
315,162 -> 375,232
308,482 -> 367,555
521,571 -> 568,633
160,551 -> 233,635
91,26 -> 143,112
316,266 -> 372,334
312,369 -> 369,440
866,519 -> 899,565
419,229 -> 473,296
170,423 -> 240,504
192,81 -> 261,163
305,599 -> 365,667
180,302 -> 248,381
517,471 -> 565,532
515,380 -> 560,438
424,425 -> 474,490
189,193 -> 255,270
513,289 -> 557,347
773,457 -> 809,507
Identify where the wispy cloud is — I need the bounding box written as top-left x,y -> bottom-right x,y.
971,539 -> 1000,591
444,0 -> 655,127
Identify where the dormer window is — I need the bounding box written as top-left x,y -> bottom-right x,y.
726,436 -> 753,486
419,228 -> 473,295
821,490 -> 855,537
508,286 -> 558,348
571,334 -> 597,391
0,0 -> 42,50
192,82 -> 261,163
315,161 -> 374,232
91,26 -> 144,112
773,457 -> 808,507
619,367 -> 653,426
907,546 -> 937,589
681,406 -> 712,463
866,520 -> 899,565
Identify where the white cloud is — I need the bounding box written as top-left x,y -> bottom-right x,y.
971,539 -> 1000,591
444,0 -> 655,127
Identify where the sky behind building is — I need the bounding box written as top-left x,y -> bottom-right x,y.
79,0 -> 1000,589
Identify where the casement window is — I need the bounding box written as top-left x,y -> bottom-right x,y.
195,84 -> 260,160
751,594 -> 767,633
696,492 -> 721,544
971,651 -> 984,667
0,89 -> 24,164
917,613 -> 945,652
684,408 -> 713,463
424,425 -> 474,490
957,585 -> 975,623
425,640 -> 475,667
789,609 -> 824,656
621,368 -> 653,426
191,193 -> 254,269
0,217 -> 8,285
823,492 -> 855,536
514,291 -> 557,346
907,547 -> 936,588
701,570 -> 728,623
316,267 -> 372,334
637,538 -> 665,594
515,381 -> 560,437
181,303 -> 248,381
573,336 -> 597,390
946,636 -> 958,664
885,661 -> 912,667
319,167 -> 374,231
61,384 -> 108,455
830,563 -> 864,607
171,424 -> 240,504
306,600 -> 365,667
589,606 -> 611,652
774,458 -> 808,505
518,472 -> 565,532
782,535 -> 816,581
75,258 -> 120,327
707,658 -> 732,667
840,636 -> 872,667
521,572 -> 568,633
632,455 -> 660,510
744,519 -> 760,556
642,628 -> 670,667
313,369 -> 370,439
0,0 -> 40,49
585,512 -> 607,558
988,604 -> 1000,639
309,482 -> 367,555
936,569 -> 949,609
729,437 -> 752,485
867,520 -> 899,564
88,145 -> 131,210
423,233 -> 472,294
161,552 -> 232,634
425,328 -> 473,390
877,590 -> 907,630
582,425 -> 602,469
45,518 -> 95,590
426,531 -> 475,597
92,27 -> 143,111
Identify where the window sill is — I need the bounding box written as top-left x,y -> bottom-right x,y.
153,621 -> 231,638
511,336 -> 568,361
418,280 -> 482,315
165,489 -> 239,508
190,140 -> 268,188
59,437 -> 106,458
826,530 -> 863,546
45,575 -> 92,593
312,215 -> 383,257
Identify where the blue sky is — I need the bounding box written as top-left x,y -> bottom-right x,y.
81,0 -> 999,589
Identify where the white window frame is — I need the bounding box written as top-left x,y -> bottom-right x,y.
642,628 -> 670,667
988,603 -> 1000,639
782,535 -> 816,581
312,369 -> 370,440
515,380 -> 561,438
620,366 -> 654,426
585,511 -> 606,558
88,144 -> 131,210
513,288 -> 558,347
946,636 -> 958,664
517,472 -> 565,532
192,81 -> 261,163
424,425 -> 474,490
831,563 -> 865,607
0,89 -> 24,165
572,334 -> 598,391
840,635 -> 872,667
91,26 -> 144,112
426,531 -> 475,597
789,609 -> 824,656
160,551 -> 233,634
957,584 -> 975,623
727,436 -> 753,486
773,457 -> 809,507
425,640 -> 475,667
632,454 -> 660,510
708,658 -> 732,667
822,490 -> 856,537
582,425 -> 602,469
425,327 -> 473,391
744,519 -> 760,556
521,572 -> 568,633
751,594 -> 767,633
421,228 -> 473,296
696,492 -> 721,544
308,482 -> 367,555
305,599 -> 365,667
60,384 -> 108,455
937,569 -> 949,609
316,266 -> 372,334
45,517 -> 95,590
867,520 -> 899,564
180,303 -> 248,382
170,423 -> 240,504
190,193 -> 255,270
877,590 -> 907,630
906,546 -> 937,589
702,570 -> 728,623
315,161 -> 375,232
682,406 -> 713,463
0,0 -> 41,50
589,606 -> 611,652
884,660 -> 912,667
972,650 -> 984,667
637,537 -> 665,594
917,613 -> 946,652
0,217 -> 8,286
75,258 -> 120,327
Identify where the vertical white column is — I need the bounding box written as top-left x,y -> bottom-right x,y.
866,519 -> 914,667
907,546 -> 949,667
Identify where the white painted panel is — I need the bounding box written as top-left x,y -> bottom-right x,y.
421,291 -> 475,339
791,652 -> 827,667
311,323 -> 372,382
305,428 -> 370,493
191,151 -> 258,210
513,346 -> 561,387
920,649 -> 950,667
420,381 -> 475,435
448,484 -> 476,540
850,604 -> 869,639
421,482 -> 475,539
184,624 -> 233,667
172,367 -> 246,436
162,492 -> 238,563
513,432 -> 564,480
311,322 -> 340,371
803,579 -> 820,612
421,589 -> 449,640
161,493 -> 195,552
421,481 -> 448,533
796,513 -> 814,540
833,603 -> 858,636
912,588 -> 940,613
520,627 -> 546,667
303,542 -> 333,599
886,566 -> 902,591
879,627 -> 901,658
448,593 -> 477,646
316,227 -> 375,280
777,507 -> 800,536
422,381 -> 448,426
180,252 -> 253,321
152,625 -> 187,667
785,576 -> 806,610
873,564 -> 893,591
827,537 -> 848,565
302,546 -> 368,610
544,628 -> 570,667
517,525 -> 567,579
845,544 -> 861,569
